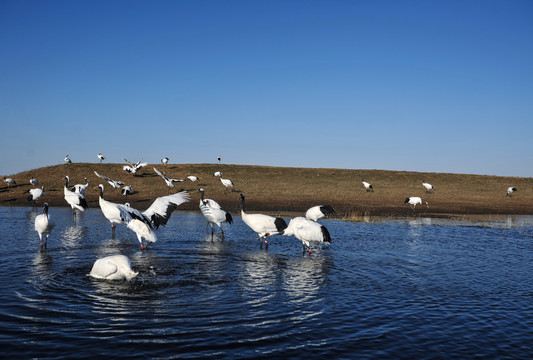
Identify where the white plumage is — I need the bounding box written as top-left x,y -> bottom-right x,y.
64,176 -> 88,215
199,188 -> 233,238
3,177 -> 15,187
89,255 -> 138,281
98,184 -> 129,238
213,171 -> 222,177
94,171 -> 124,189
27,186 -> 45,202
73,178 -> 89,195
30,177 -> 38,187
240,193 -> 287,248
153,167 -> 184,188
97,153 -> 105,163
422,180 -> 435,192
161,157 -> 169,165
305,205 -> 335,222
187,175 -> 199,182
64,154 -> 71,165
123,158 -> 148,174
506,187 -> 517,197
404,196 -> 429,210
98,184 -> 189,248
281,217 -> 331,254
220,176 -> 234,192
35,203 -> 55,249
361,178 -> 374,192
121,185 -> 133,196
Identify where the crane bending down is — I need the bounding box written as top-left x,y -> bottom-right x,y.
89,255 -> 138,281
422,180 -> 435,192
240,193 -> 287,248
362,178 -> 374,192
280,217 -> 331,255
404,197 -> 429,212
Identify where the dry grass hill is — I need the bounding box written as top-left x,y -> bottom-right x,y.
2,163 -> 533,218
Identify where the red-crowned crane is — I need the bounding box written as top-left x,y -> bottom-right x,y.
198,188 -> 233,239
362,178 -> 374,192
422,180 -> 435,192
404,196 -> 429,212
305,205 -> 335,222
240,193 -> 287,249
280,217 -> 331,255
89,255 -> 138,281
35,203 -> 55,249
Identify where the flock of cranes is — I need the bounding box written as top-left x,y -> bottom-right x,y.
1,152 -> 524,276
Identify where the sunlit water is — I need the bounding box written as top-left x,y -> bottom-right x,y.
1,207 -> 533,359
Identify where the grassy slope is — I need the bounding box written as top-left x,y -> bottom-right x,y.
2,163 -> 533,216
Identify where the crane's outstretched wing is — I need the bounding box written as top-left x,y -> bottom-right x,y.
143,191 -> 190,229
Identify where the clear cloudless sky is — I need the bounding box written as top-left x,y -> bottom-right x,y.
1,0 -> 532,177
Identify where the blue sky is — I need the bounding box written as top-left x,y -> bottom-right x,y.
1,0 -> 532,177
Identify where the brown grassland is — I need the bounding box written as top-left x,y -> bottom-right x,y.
2,163 -> 533,219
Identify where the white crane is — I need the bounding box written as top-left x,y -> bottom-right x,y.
161,157 -> 169,165
422,180 -> 435,192
64,154 -> 72,165
97,153 -> 105,163
506,187 -> 517,197
64,176 -> 88,218
280,217 -> 331,255
240,193 -> 287,248
98,184 -> 190,247
187,174 -> 199,182
97,184 -> 130,238
199,188 -> 233,239
305,205 -> 335,222
153,167 -> 184,188
220,176 -> 234,193
30,177 -> 38,187
123,158 -> 148,174
3,177 -> 15,188
404,197 -> 429,211
361,178 -> 374,192
73,177 -> 89,195
94,171 -> 124,189
217,155 -> 221,164
213,171 -> 222,177
27,186 -> 45,202
121,185 -> 133,196
35,203 -> 55,249
89,255 -> 138,281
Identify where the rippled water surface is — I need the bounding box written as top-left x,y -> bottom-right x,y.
1,207 -> 533,359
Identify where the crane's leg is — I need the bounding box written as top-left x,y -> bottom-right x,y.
112,224 -> 116,239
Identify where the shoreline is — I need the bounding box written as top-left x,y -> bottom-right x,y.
2,163 -> 532,217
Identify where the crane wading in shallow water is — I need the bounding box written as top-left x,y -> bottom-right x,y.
240,193 -> 287,249
280,217 -> 331,255
198,188 -> 233,240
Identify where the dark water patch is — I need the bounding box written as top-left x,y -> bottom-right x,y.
1,207 -> 533,358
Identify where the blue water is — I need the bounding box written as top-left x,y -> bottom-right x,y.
1,207 -> 533,359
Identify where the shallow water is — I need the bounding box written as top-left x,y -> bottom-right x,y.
1,207 -> 533,359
